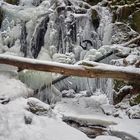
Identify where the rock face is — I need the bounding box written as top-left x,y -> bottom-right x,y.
86,0 -> 102,6
91,9 -> 100,30
130,94 -> 140,106
130,10 -> 140,33
109,0 -> 140,33
4,0 -> 19,5
0,9 -> 4,28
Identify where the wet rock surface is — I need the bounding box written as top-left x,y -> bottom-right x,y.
64,119 -> 107,138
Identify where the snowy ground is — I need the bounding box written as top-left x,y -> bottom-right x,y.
0,0 -> 140,139
54,97 -> 140,140
0,70 -> 90,140
0,98 -> 91,140
0,70 -> 140,140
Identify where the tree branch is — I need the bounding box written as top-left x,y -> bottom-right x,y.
122,35 -> 140,47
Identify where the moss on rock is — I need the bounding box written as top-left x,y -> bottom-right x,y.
113,80 -> 126,92
130,10 -> 140,33
4,0 -> 19,5
130,94 -> 140,106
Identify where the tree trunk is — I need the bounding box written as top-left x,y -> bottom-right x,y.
0,54 -> 139,83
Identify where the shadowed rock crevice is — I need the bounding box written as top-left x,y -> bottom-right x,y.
31,16 -> 50,58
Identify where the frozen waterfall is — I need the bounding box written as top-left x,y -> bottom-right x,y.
0,0 -> 113,102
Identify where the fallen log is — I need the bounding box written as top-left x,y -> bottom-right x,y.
0,54 -> 139,83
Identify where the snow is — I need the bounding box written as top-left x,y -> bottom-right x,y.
0,73 -> 33,100
53,53 -> 76,64
0,98 -> 91,140
80,60 -> 140,74
119,85 -> 133,93
0,0 -> 140,140
63,114 -> 117,127
125,54 -> 139,65
126,104 -> 140,119
54,96 -> 140,139
110,119 -> 140,140
95,135 -> 121,140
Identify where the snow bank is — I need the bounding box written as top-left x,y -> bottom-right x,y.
0,74 -> 33,100
95,135 -> 121,140
0,98 -> 91,140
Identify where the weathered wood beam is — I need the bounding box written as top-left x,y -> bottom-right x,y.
0,54 -> 139,83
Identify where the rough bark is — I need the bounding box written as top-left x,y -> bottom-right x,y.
0,54 -> 139,83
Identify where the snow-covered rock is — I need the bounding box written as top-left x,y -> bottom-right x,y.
27,97 -> 53,116
63,114 -> 117,127
101,104 -> 115,115
126,104 -> 140,119
62,89 -> 75,98
0,98 -> 91,140
124,54 -> 140,65
95,135 -> 121,140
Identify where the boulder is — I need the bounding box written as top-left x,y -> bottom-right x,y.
27,97 -> 53,116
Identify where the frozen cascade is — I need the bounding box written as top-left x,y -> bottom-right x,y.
0,0 -> 113,102
52,3 -> 113,101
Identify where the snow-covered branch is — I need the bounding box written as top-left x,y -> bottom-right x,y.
122,35 -> 140,47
